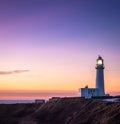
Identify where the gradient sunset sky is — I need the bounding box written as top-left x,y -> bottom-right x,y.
0,0 -> 120,99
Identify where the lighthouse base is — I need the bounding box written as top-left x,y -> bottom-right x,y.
80,87 -> 105,98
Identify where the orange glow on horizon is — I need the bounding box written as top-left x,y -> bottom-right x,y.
0,52 -> 119,99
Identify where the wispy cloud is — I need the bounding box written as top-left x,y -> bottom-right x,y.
0,70 -> 29,75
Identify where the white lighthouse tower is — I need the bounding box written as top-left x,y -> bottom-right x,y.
80,56 -> 105,98
96,56 -> 105,96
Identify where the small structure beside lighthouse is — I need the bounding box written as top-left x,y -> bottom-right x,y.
80,56 -> 105,98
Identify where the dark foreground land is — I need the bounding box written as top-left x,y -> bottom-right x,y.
0,98 -> 120,124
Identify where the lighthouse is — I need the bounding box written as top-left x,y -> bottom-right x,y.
80,55 -> 105,98
96,56 -> 105,96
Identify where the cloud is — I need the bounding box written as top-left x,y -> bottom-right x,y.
0,70 -> 29,75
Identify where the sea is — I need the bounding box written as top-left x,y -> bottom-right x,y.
0,100 -> 35,104
0,91 -> 78,104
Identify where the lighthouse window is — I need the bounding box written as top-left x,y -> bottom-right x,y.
88,89 -> 92,94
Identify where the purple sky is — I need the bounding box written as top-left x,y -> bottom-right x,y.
0,0 -> 120,99
0,0 -> 120,52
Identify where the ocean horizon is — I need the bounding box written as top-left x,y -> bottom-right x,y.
0,100 -> 35,104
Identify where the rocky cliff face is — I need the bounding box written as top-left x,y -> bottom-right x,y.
0,97 -> 120,124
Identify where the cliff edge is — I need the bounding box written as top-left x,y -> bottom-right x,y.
0,97 -> 120,124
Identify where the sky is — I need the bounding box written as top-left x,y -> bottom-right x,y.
0,0 -> 120,100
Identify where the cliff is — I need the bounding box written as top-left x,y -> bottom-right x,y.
0,97 -> 120,124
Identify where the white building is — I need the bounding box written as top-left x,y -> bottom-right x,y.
81,87 -> 99,98
80,56 -> 105,98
